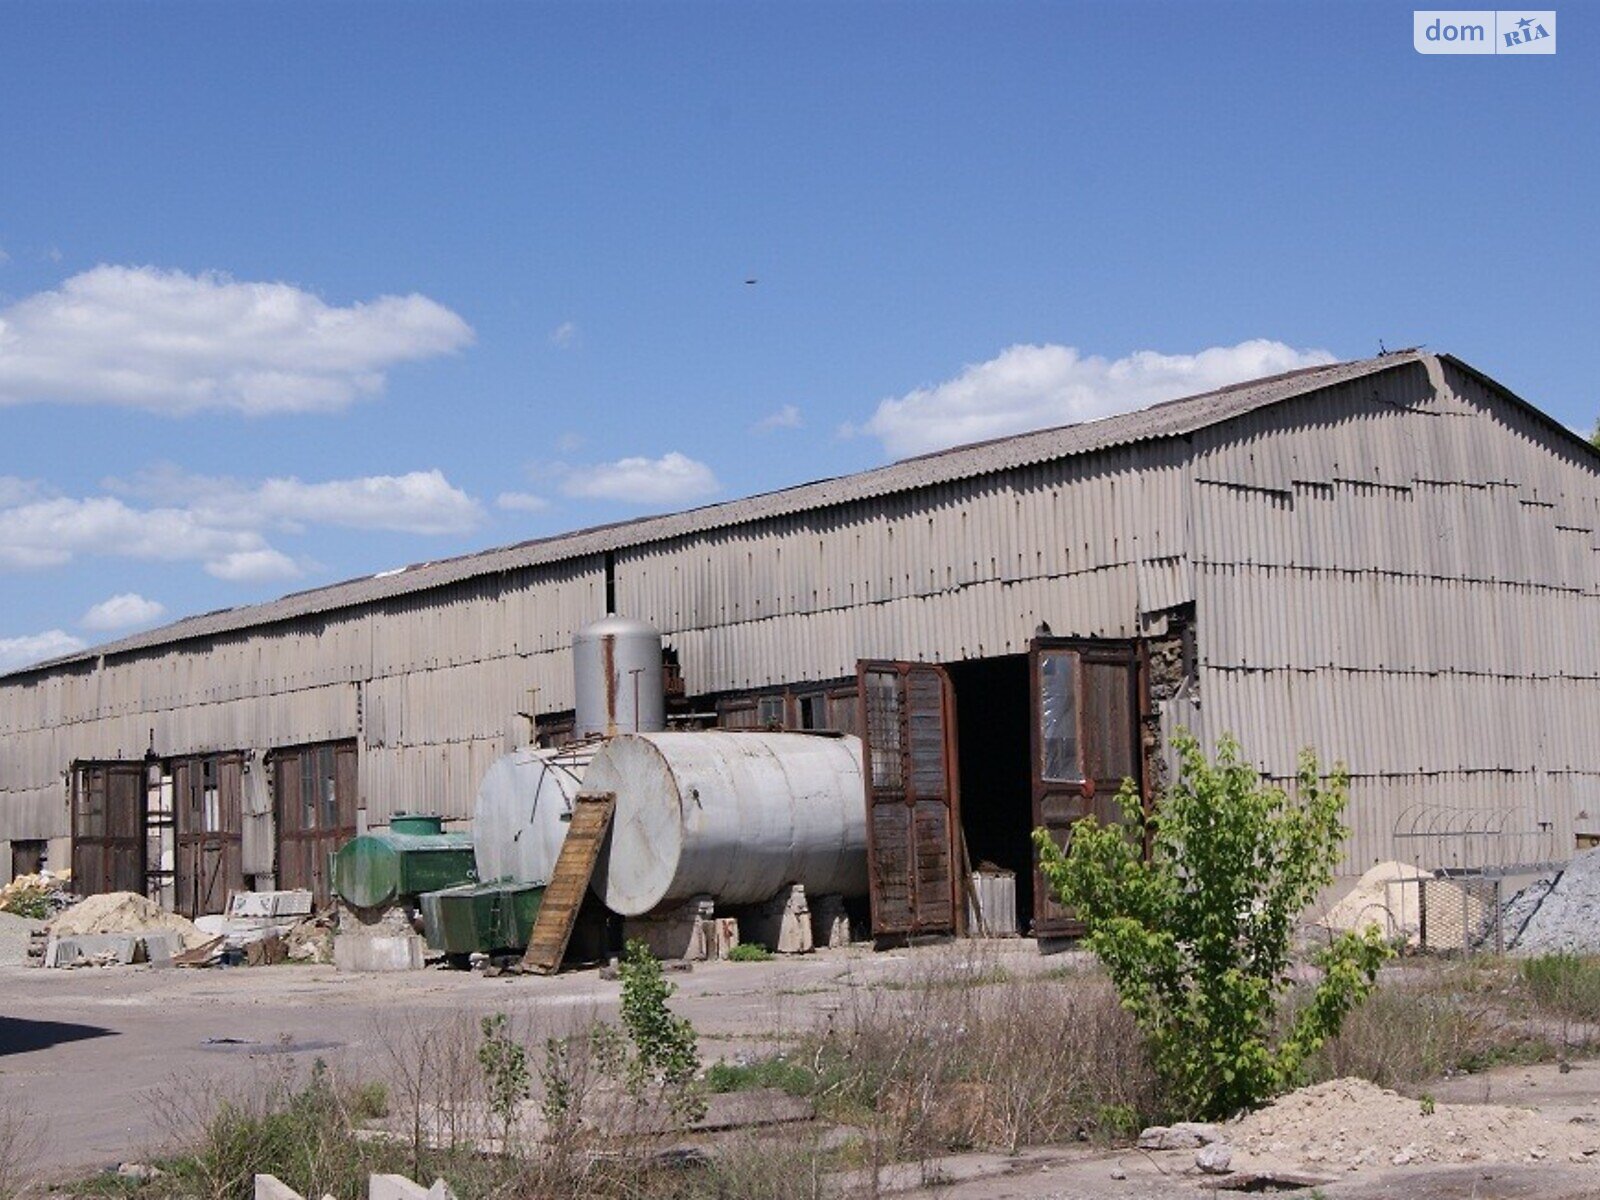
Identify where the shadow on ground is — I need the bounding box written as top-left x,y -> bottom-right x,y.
0,1015 -> 117,1056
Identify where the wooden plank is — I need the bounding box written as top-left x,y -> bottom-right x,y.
520,791 -> 615,974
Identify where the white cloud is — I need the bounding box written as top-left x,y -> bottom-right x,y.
206,549 -> 302,582
0,495 -> 272,572
0,246 -> 10,266
105,465 -> 484,536
252,471 -> 482,535
0,265 -> 474,415
561,452 -> 720,506
0,629 -> 88,673
549,320 -> 579,349
0,476 -> 45,507
753,404 -> 802,433
848,339 -> 1338,458
496,491 -> 550,513
81,592 -> 166,632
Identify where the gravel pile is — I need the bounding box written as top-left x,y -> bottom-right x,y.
1230,1077 -> 1600,1171
1508,849 -> 1600,955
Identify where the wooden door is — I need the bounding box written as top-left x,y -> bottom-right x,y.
1030,638 -> 1143,937
173,753 -> 245,917
273,741 -> 358,908
858,661 -> 961,939
71,763 -> 145,897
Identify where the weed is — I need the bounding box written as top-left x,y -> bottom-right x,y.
616,940 -> 705,1123
477,1013 -> 530,1150
704,1056 -> 817,1095
0,1106 -> 42,1200
726,942 -> 774,962
1520,953 -> 1600,1023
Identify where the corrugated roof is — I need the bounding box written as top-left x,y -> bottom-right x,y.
1,348 -> 1466,676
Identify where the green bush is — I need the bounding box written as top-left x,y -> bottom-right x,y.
1035,731 -> 1391,1120
726,942 -> 774,962
616,940 -> 705,1123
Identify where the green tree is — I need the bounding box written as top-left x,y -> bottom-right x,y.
1034,731 -> 1391,1120
1590,419 -> 1600,451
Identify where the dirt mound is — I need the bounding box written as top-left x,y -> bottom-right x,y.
48,892 -> 212,950
1230,1077 -> 1600,1170
1319,861 -> 1428,943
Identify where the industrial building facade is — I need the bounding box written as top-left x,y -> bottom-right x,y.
3,350 -> 1597,935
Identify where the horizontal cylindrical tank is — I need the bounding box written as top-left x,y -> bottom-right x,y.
573,615 -> 666,738
472,743 -> 597,885
332,814 -> 476,909
587,731 -> 867,916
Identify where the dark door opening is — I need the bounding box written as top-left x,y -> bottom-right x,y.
943,656 -> 1035,931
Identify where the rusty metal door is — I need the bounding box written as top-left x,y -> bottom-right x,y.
273,741 -> 357,908
173,753 -> 245,917
858,661 -> 962,939
71,763 -> 145,897
1030,638 -> 1143,938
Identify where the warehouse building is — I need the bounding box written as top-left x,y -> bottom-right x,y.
2,349 -> 1597,938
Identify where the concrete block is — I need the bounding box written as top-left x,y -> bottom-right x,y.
624,896 -> 715,961
232,890 -> 314,919
809,894 -> 851,948
254,1174 -> 305,1200
742,884 -> 813,954
43,933 -> 178,967
710,917 -> 740,959
333,934 -> 424,972
368,1175 -> 430,1200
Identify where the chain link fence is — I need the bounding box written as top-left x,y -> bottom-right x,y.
1417,872 -> 1504,954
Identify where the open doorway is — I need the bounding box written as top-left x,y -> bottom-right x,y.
943,655 -> 1035,930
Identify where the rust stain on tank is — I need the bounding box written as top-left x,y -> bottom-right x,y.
602,635 -> 618,737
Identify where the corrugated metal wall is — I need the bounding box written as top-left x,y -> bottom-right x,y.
2,354 -> 1596,879
614,443 -> 1188,686
0,558 -> 605,835
1188,361 -> 1600,870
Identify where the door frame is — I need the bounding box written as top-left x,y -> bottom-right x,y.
857,660 -> 963,941
1029,636 -> 1148,938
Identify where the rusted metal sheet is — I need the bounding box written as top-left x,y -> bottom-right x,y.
858,661 -> 960,938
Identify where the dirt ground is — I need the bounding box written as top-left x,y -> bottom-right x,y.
5,942 -> 1600,1199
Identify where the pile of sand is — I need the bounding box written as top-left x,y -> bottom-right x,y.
1230,1077 -> 1600,1170
1319,861 -> 1429,943
47,891 -> 212,950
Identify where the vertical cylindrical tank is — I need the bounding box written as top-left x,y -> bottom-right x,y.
573,615 -> 667,738
472,743 -> 597,884
586,731 -> 868,916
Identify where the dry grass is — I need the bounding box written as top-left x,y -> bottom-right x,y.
0,1106 -> 43,1200
72,947 -> 1600,1200
803,948 -> 1162,1155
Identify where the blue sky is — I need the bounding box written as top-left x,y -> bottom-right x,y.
1,1 -> 1595,669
